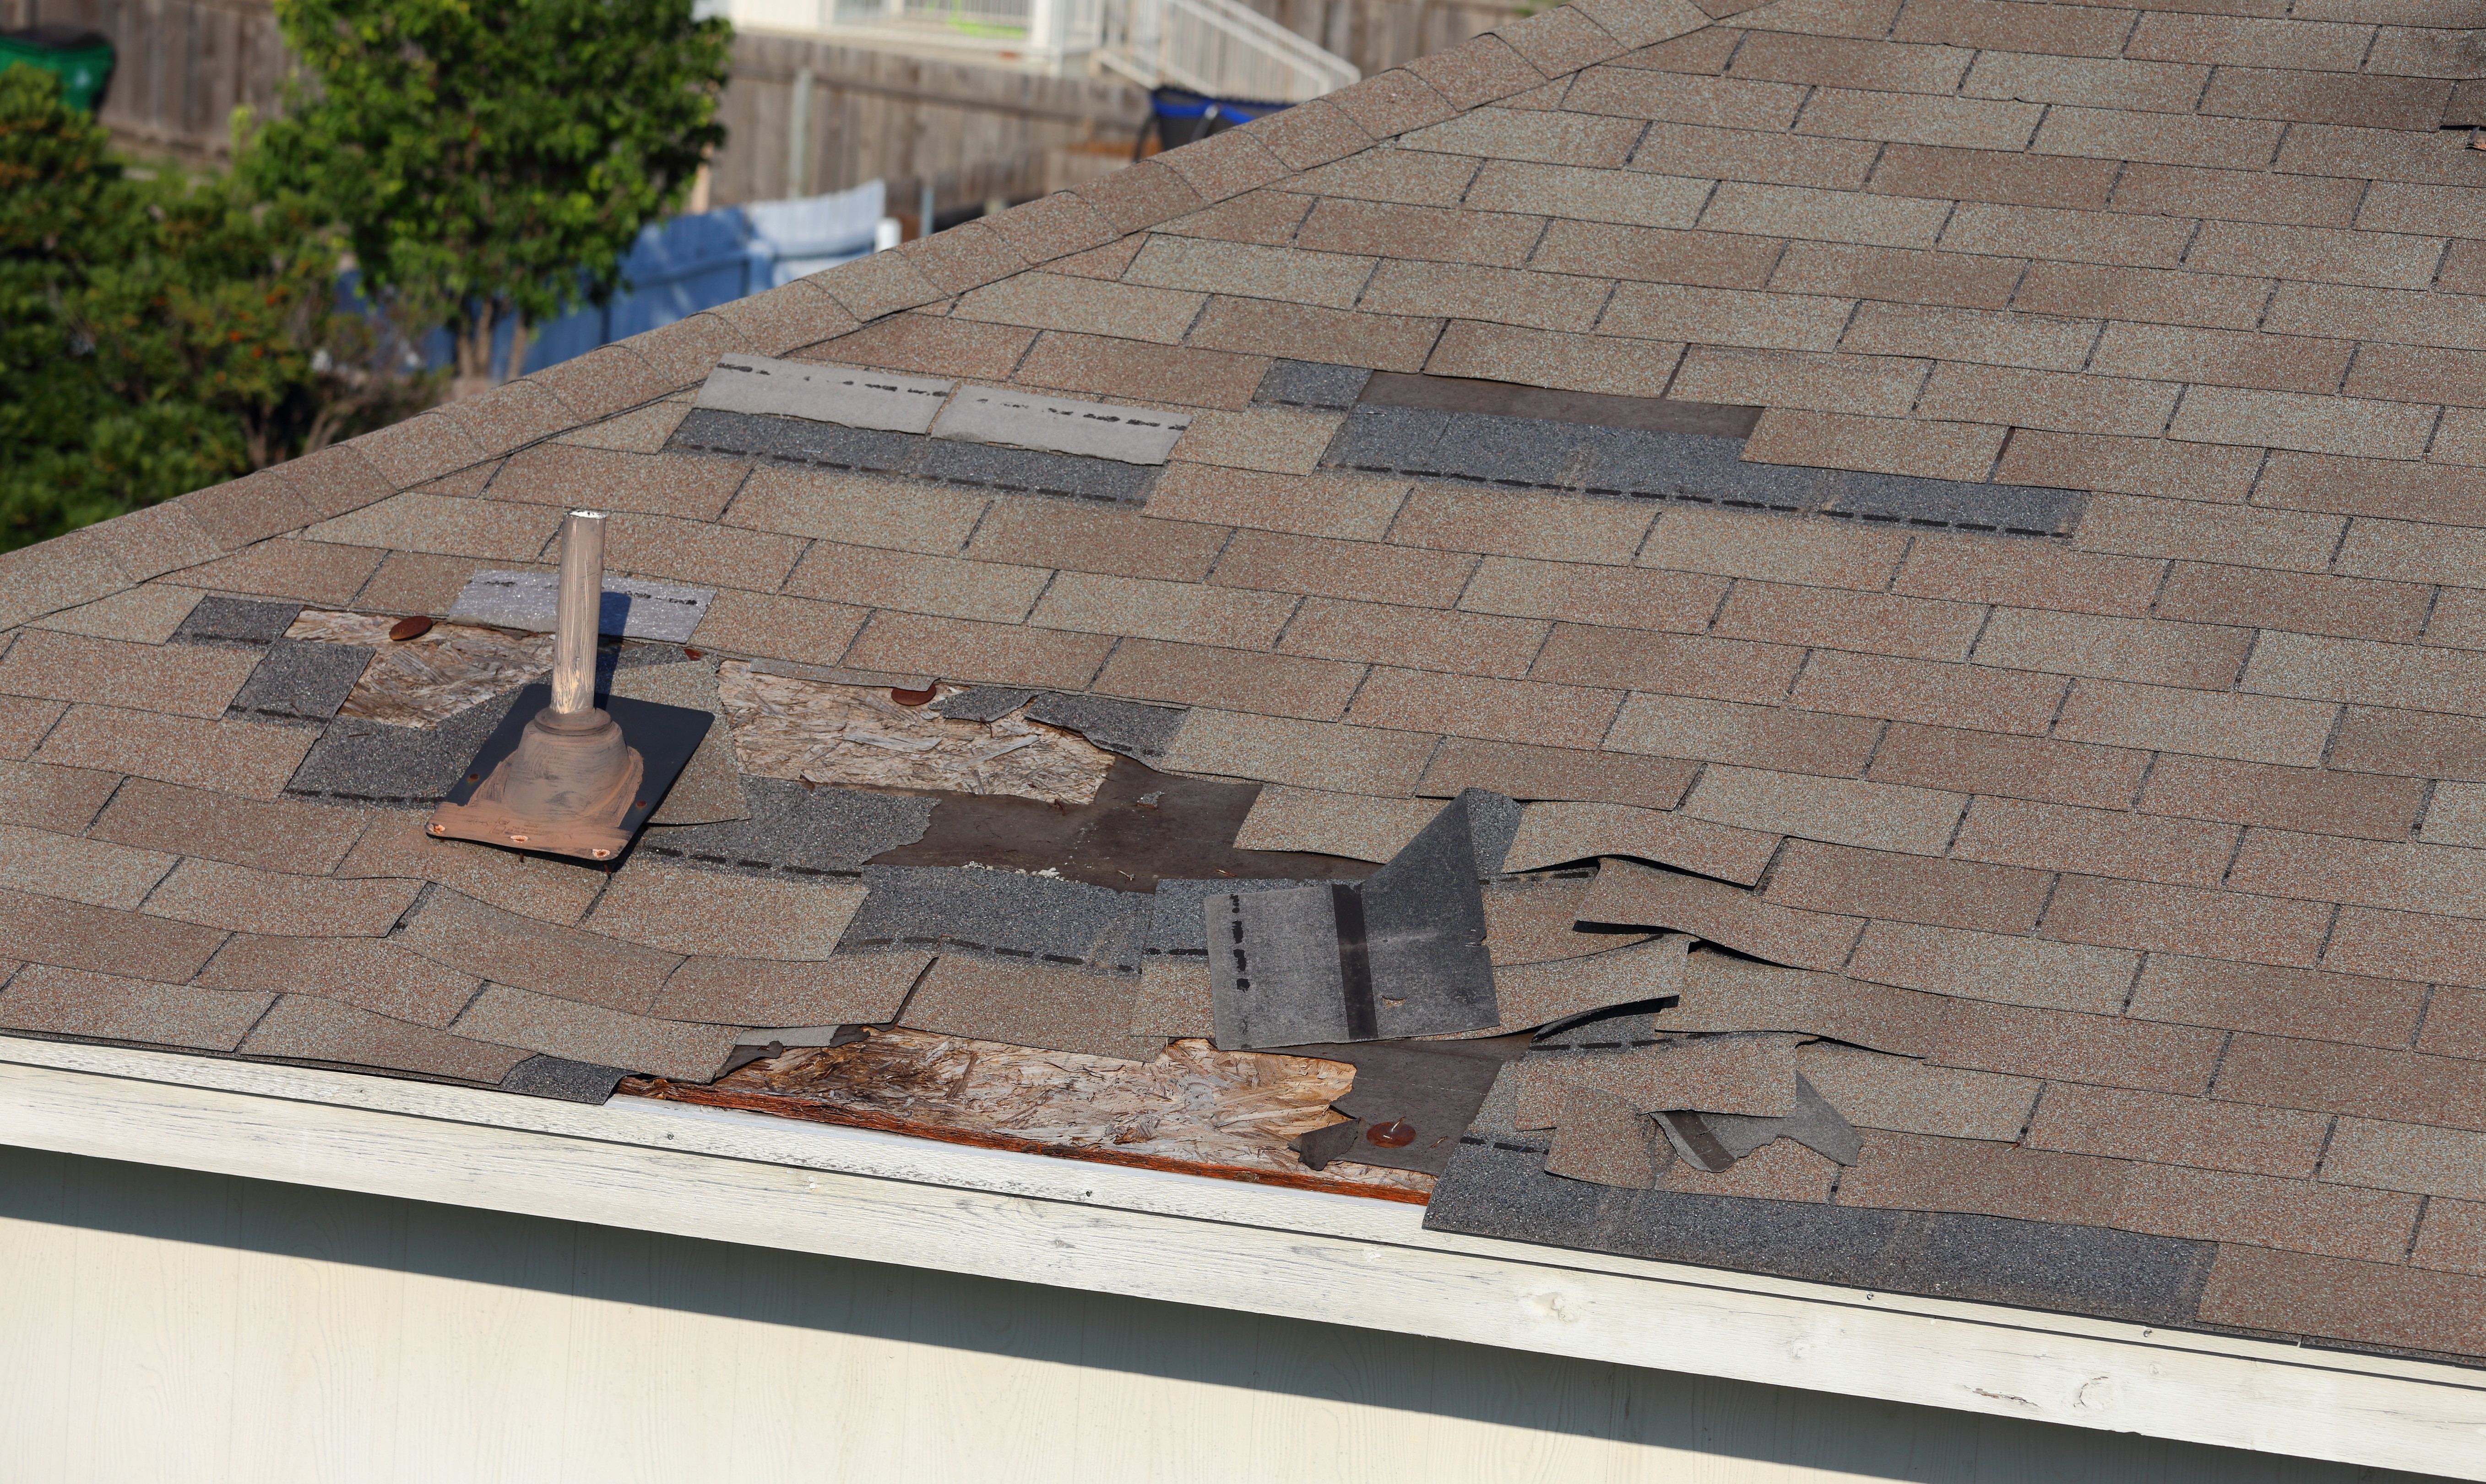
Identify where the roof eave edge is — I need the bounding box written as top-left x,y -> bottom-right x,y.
2,1034 -> 2481,1478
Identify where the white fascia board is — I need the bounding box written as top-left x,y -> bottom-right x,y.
2,1034 -> 2482,1480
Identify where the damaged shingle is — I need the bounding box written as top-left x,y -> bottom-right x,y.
227,639 -> 374,726
1022,693 -> 1187,763
837,863 -> 1151,974
1285,1032 -> 1531,1175
641,779 -> 933,878
668,411 -> 1164,507
174,596 -> 302,649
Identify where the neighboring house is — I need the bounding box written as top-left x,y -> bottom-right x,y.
6,0 -> 2486,1478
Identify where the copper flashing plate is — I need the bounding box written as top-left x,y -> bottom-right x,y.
429,682 -> 713,863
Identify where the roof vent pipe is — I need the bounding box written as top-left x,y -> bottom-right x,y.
427,510 -> 646,861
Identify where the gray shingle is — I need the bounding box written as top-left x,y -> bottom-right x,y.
228,639 -> 372,725
174,596 -> 301,648
637,779 -> 933,878
1254,359 -> 1373,410
1024,693 -> 1188,762
836,863 -> 1151,974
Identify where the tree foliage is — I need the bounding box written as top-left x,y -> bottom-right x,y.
249,0 -> 732,391
0,64 -> 432,550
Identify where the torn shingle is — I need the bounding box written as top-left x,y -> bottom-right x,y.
1483,877 -> 1653,966
172,596 -> 302,648
239,994 -> 529,1084
1512,1034 -> 1803,1120
1210,793 -> 1498,1048
836,863 -> 1152,974
1541,1083 -> 1670,1188
641,778 -> 931,880
1502,801 -> 1781,886
652,950 -> 930,1027
1022,692 -> 1188,763
1452,931 -> 1688,1040
451,984 -> 740,1082
897,954 -> 1167,1062
1701,1073 -> 1864,1168
226,639 -> 373,726
1662,948 -> 1946,1058
931,686 -> 1037,722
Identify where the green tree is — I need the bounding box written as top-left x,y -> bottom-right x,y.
0,64 -> 430,548
249,0 -> 732,397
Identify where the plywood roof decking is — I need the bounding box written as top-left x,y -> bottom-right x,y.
6,0 -> 2486,1365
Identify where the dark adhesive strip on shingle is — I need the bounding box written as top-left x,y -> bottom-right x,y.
1361,371 -> 1764,438
1423,1140 -> 2215,1326
227,639 -> 373,727
1253,359 -> 1373,411
1331,881 -> 1379,1041
1319,403 -> 2087,539
836,864 -> 1152,975
174,596 -> 302,648
1656,1109 -> 1738,1173
638,778 -> 933,879
666,407 -> 1162,508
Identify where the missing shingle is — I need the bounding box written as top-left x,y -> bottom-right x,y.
662,410 -> 1164,508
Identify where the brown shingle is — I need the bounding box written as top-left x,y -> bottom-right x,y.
1404,32 -> 1552,109
808,312 -> 1037,381
304,491 -> 561,561
397,889 -> 681,1015
1564,64 -> 1805,130
1972,608 -> 2253,690
0,964 -> 270,1052
1422,322 -> 1687,399
1031,571 -> 1297,650
2139,755 -> 2426,842
953,272 -> 1205,345
1840,301 -> 2098,370
1893,531 -> 2165,616
141,857 -> 418,938
2325,905 -> 2486,989
1186,295 -> 1444,371
1953,795 -> 2237,888
240,995 -> 527,1083
1291,149 -> 1480,209
1577,858 -> 1864,970
1013,332 -> 1270,411
1280,598 -> 1546,678
1835,1130 -> 2128,1226
1665,949 -> 1946,1056
1742,409 -> 2004,483
1912,365 -> 2177,439
1699,182 -> 1953,250
1598,282 -> 1856,352
2227,829 -> 2486,922
2256,451 -> 2486,526
2052,679 -> 2334,768
2107,162 -> 2366,228
1685,770 -> 1969,856
0,629 -> 261,720
1420,735 -> 1697,808
2331,705 -> 2486,783
1845,919 -> 2137,1015
1767,241 -> 2025,315
2087,323 -> 2353,398
842,611 -> 1112,691
1727,29 -> 1970,92
2028,1083 -> 2329,1178
1348,667 -> 1619,748
1209,529 -> 1471,609
1767,839 -> 2049,932
1296,199 -> 1542,268
1941,203 -> 2194,269
1794,1041 -> 2038,1140
1892,0 -> 2132,56
2079,493 -> 2341,571
335,812 -> 603,926
652,951 -> 931,1027
1959,51 -> 2210,112
1124,236 -> 1374,309
1796,88 -> 2042,153
1502,799 -> 1780,883
1151,464 -> 1404,538
1792,651 -> 2069,736
1465,160 -> 1714,229
585,867 -> 866,960
199,932 -> 483,1027
2040,875 -> 2334,966
2115,1164 -> 2422,1263
688,590 -> 866,666
1668,343 -> 1932,417
0,759 -> 117,834
1931,998 -> 2226,1094
1534,625 -> 1803,705
1865,723 -> 2146,810
451,984 -> 738,1081
0,823 -> 168,910
2154,563 -> 2429,645
962,504 -> 1226,585
785,543 -> 1050,625
1716,581 -> 1986,662
90,780 -> 363,877
33,706 -> 313,800
2323,1118 -> 2486,1205
1390,485 -> 1652,566
489,444 -> 747,521
1096,638 -> 1365,721
2195,1246 -> 2486,1357
2411,1199 -> 2486,1278
1161,708 -> 1437,795
2010,261 -> 2272,332
1643,507 -> 1911,590
2127,953 -> 2426,1049
2188,221 -> 2447,293
2242,630 -> 2486,715
1605,693 -> 1880,777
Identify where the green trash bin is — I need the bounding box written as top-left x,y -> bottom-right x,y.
0,26 -> 115,114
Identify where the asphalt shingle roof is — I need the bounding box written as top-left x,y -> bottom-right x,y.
7,0 -> 2486,1366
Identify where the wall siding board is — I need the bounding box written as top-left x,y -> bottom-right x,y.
0,1142 -> 2454,1484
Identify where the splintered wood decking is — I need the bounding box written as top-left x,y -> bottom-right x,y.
621,1028 -> 1434,1203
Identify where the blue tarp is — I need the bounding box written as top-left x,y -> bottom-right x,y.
439,180 -> 888,379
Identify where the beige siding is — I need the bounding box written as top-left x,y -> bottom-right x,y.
0,1146 -> 2446,1484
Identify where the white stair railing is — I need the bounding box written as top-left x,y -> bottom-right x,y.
1096,0 -> 1357,104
